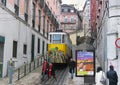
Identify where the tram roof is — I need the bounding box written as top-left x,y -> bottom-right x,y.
49,32 -> 67,35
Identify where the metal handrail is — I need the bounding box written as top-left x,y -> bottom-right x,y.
13,55 -> 44,81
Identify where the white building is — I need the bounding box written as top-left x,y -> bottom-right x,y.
83,0 -> 91,37
96,0 -> 120,84
0,0 -> 60,78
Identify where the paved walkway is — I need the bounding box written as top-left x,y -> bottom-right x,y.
0,57 -> 100,85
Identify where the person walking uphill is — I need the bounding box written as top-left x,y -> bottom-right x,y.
107,65 -> 118,85
48,63 -> 57,81
69,58 -> 76,79
95,67 -> 106,85
41,59 -> 49,81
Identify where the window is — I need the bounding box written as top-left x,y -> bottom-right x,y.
38,10 -> 41,32
64,16 -> 68,23
71,17 -> 74,23
24,0 -> 29,22
32,3 -> 36,28
1,0 -> 6,5
64,9 -> 68,12
50,24 -> 52,32
47,20 -> 49,38
46,43 -> 48,51
43,16 -> 45,36
42,41 -> 45,55
37,38 -> 40,53
24,0 -> 29,13
14,0 -> 19,15
68,9 -> 70,12
70,9 -> 74,13
71,25 -> 74,30
50,34 -> 52,42
13,41 -> 17,58
23,44 -> 27,54
53,34 -> 61,43
62,9 -> 64,12
62,35 -> 65,43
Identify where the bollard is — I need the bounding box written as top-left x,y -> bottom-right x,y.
41,58 -> 42,65
24,65 -> 26,76
8,58 -> 14,84
8,66 -> 14,84
29,63 -> 31,72
18,68 -> 20,80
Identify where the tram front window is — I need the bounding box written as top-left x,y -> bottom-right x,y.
53,34 -> 61,43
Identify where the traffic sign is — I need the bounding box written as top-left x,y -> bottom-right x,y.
115,38 -> 120,48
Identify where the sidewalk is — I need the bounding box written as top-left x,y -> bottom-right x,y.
63,72 -> 84,85
0,57 -> 100,85
0,66 -> 42,85
0,67 -> 85,85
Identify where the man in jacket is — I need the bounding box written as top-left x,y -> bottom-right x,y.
69,58 -> 76,79
107,65 -> 118,85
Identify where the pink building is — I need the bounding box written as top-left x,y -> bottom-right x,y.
60,4 -> 82,33
90,0 -> 97,32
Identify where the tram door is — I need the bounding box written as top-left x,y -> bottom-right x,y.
0,42 -> 4,78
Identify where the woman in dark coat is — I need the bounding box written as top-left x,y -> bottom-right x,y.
107,65 -> 118,85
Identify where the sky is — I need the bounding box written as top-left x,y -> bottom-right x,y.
62,0 -> 86,10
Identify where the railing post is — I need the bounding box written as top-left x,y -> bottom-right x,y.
34,61 -> 35,70
24,64 -> 26,76
18,68 -> 20,80
37,59 -> 39,67
41,57 -> 42,65
29,63 -> 31,72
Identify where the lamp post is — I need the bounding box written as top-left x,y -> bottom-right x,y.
76,25 -> 78,45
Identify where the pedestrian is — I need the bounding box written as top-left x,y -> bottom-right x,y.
47,52 -> 51,63
69,58 -> 76,79
10,58 -> 13,66
41,59 -> 49,81
8,58 -> 14,84
95,66 -> 106,85
48,62 -> 57,81
107,65 -> 118,85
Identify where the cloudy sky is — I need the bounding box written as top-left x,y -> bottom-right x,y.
62,0 -> 86,10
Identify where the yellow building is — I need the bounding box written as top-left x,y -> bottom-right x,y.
69,30 -> 84,45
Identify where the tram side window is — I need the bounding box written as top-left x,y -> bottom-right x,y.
50,34 -> 52,42
53,34 -> 61,43
62,35 -> 65,43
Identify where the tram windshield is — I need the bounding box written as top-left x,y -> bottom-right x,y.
53,34 -> 61,43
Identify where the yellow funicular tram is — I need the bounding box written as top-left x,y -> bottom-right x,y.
47,30 -> 72,68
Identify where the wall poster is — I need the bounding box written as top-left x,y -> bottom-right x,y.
76,50 -> 95,77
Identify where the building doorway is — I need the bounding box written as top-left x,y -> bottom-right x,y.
0,39 -> 4,78
31,35 -> 35,62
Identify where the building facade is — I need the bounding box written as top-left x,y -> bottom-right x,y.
60,4 -> 82,45
60,4 -> 82,33
83,0 -> 91,37
0,0 -> 61,77
91,0 -> 120,84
